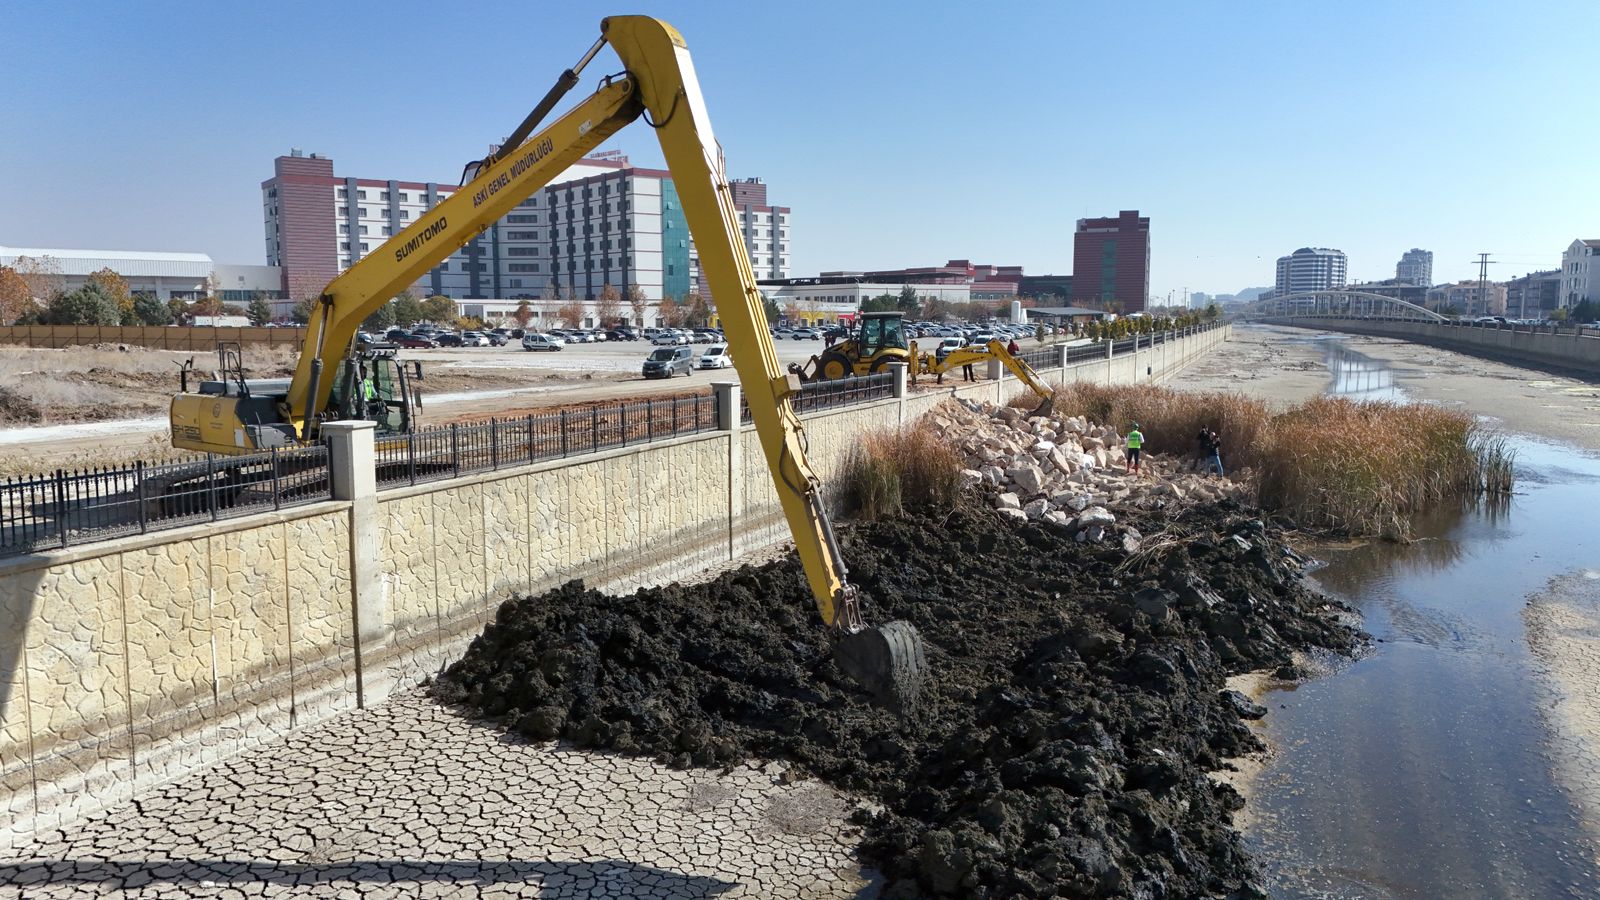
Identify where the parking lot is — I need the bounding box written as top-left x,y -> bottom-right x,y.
405,335 -> 830,377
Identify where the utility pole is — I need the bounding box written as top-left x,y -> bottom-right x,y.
1474,252 -> 1492,317
1183,286 -> 1190,310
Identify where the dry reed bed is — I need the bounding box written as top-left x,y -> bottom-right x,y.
978,382 -> 1518,537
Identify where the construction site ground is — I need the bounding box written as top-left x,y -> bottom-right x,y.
0,339 -> 918,474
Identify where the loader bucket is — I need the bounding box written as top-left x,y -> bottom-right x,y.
836,619 -> 926,714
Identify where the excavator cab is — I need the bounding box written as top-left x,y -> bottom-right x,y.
327,351 -> 416,435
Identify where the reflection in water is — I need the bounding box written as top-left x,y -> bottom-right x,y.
1324,343 -> 1404,403
1247,348 -> 1600,898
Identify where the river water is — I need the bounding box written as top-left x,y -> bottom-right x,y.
1246,338 -> 1600,898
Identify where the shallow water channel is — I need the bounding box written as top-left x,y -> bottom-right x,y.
1246,339 -> 1600,898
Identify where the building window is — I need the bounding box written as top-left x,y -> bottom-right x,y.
400,210 -> 410,220
382,226 -> 392,236
358,225 -> 368,235
509,263 -> 539,273
359,207 -> 370,217
338,188 -> 348,199
380,191 -> 389,201
507,215 -> 537,224
341,241 -> 351,251
509,279 -> 522,288
360,243 -> 369,252
398,192 -> 409,202
340,224 -> 350,234
506,231 -> 539,240
507,247 -> 539,256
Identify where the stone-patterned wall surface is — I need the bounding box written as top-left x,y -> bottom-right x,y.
0,326 -> 1230,852
0,507 -> 353,851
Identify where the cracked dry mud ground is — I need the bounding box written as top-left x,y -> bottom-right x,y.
0,691 -> 875,899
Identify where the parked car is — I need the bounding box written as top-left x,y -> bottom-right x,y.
435,333 -> 464,347
698,343 -> 733,369
393,333 -> 438,349
692,330 -> 719,344
642,346 -> 694,378
606,329 -> 634,341
651,331 -> 685,345
522,333 -> 565,351
791,328 -> 822,340
485,332 -> 508,346
460,331 -> 490,347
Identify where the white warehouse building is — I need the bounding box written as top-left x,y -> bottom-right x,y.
0,245 -> 283,304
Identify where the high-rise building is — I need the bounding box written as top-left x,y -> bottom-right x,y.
1274,247 -> 1348,295
1071,210 -> 1150,311
262,150 -> 788,308
1396,248 -> 1433,287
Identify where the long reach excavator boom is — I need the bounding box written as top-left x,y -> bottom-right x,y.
168,16 -> 925,710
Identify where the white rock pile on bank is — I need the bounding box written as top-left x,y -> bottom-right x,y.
925,398 -> 1251,545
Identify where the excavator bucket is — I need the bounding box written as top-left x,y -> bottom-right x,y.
835,620 -> 927,714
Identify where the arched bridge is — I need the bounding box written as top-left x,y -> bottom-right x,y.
1256,291 -> 1446,323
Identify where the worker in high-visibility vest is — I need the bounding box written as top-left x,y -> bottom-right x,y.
1125,423 -> 1144,474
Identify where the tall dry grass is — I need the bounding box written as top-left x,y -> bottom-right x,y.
838,423 -> 966,520
1018,383 -> 1515,537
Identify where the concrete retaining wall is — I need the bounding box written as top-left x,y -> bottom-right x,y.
1264,317 -> 1600,375
0,324 -> 1229,849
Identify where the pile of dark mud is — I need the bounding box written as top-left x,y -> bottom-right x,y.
437,501 -> 1360,898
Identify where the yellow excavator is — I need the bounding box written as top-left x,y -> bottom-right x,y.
794,311 -> 1056,409
167,16 -> 924,710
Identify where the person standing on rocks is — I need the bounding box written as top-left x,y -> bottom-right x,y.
1126,423 -> 1144,474
1198,427 -> 1224,476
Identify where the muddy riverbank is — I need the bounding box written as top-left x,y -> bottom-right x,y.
439,503 -> 1359,898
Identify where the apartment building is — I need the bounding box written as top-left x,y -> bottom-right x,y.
262,149 -> 788,313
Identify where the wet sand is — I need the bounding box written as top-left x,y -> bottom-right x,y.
1526,572 -> 1600,867
1179,323 -> 1600,453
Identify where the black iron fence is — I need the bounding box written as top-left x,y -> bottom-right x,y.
375,393 -> 719,489
0,444 -> 332,559
739,372 -> 895,423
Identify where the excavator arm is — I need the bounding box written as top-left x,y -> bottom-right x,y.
281,72 -> 644,437
192,16 -> 924,709
605,17 -> 923,708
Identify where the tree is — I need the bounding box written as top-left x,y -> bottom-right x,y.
897,284 -> 920,314
555,301 -> 585,328
189,295 -> 224,318
291,299 -> 314,324
512,299 -> 534,327
782,300 -> 801,324
761,295 -> 781,325
1572,299 -> 1599,323
247,294 -> 274,326
682,292 -> 711,328
13,255 -> 63,305
45,283 -> 121,325
168,298 -> 190,325
626,284 -> 648,327
0,266 -> 32,324
362,301 -> 395,331
1202,303 -> 1221,322
596,283 -> 623,328
391,293 -> 423,327
657,295 -> 685,327
921,296 -> 952,321
420,295 -> 455,324
132,293 -> 170,325
860,293 -> 897,314
84,268 -> 133,323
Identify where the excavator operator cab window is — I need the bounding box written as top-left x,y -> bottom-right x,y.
859,316 -> 908,358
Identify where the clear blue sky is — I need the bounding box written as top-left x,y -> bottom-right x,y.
3,0 -> 1595,300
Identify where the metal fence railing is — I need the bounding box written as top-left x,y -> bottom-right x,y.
739,372 -> 896,423
0,444 -> 332,559
376,393 -> 719,490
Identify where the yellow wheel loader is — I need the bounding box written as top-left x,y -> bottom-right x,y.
166,17 -> 925,712
794,312 -> 1056,413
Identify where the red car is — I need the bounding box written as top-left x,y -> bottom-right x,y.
392,333 -> 438,349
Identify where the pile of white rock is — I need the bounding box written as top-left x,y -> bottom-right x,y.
924,398 -> 1250,544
